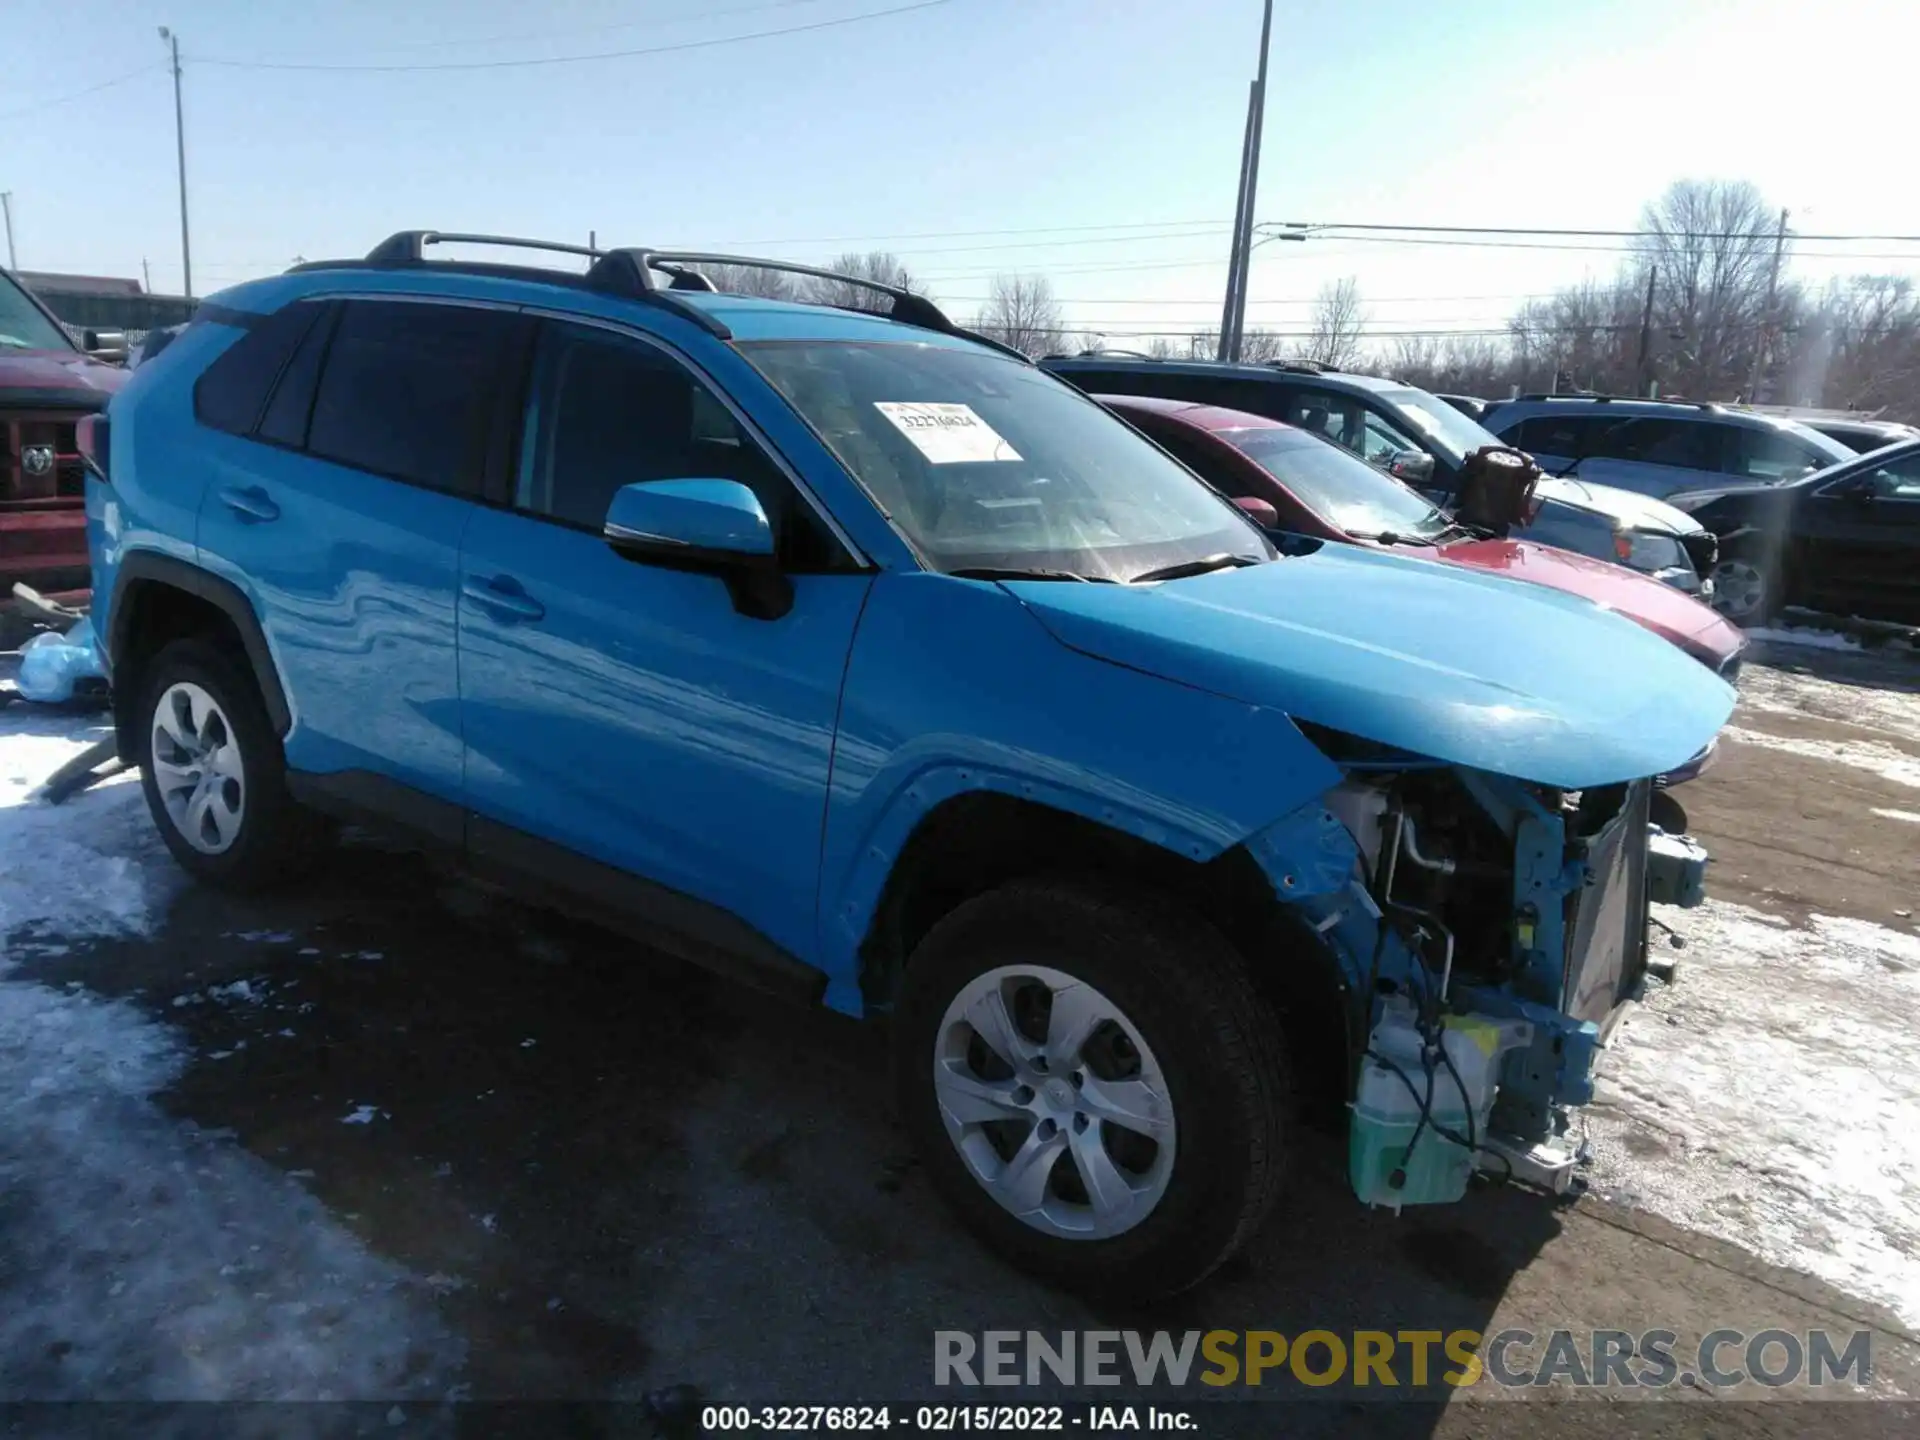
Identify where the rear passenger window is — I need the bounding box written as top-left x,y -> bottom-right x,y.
306,300 -> 521,496
192,301 -> 326,437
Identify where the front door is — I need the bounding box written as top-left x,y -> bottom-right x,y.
1798,451 -> 1920,623
456,318 -> 873,970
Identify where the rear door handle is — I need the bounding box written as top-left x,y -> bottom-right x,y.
461,576 -> 545,623
218,485 -> 280,523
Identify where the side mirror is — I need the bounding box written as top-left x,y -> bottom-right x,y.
1386,449 -> 1435,486
1233,496 -> 1280,528
82,329 -> 129,365
603,478 -> 792,619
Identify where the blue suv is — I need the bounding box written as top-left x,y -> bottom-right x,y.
88,232 -> 1732,1298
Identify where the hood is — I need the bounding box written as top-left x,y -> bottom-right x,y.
1533,475 -> 1700,535
1436,538 -> 1743,667
1005,544 -> 1735,790
0,347 -> 126,406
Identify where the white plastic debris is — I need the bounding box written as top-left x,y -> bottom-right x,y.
16,619 -> 107,704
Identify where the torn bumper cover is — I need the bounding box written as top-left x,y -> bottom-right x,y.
1247,766 -> 1711,1202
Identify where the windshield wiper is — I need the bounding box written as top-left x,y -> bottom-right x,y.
948,566 -> 1116,583
1350,531 -> 1434,547
1129,553 -> 1259,584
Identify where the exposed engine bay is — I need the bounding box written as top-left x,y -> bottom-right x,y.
1250,755 -> 1712,1206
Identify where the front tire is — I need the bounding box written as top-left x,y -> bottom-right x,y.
1709,549 -> 1776,625
137,638 -> 324,889
895,879 -> 1290,1299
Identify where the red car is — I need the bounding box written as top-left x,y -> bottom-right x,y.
1102,395 -> 1745,681
2,267 -> 128,606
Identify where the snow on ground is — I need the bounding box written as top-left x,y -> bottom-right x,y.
0,704 -> 463,1400
1745,624 -> 1869,654
1586,896 -> 1920,1330
1734,660 -> 1920,749
1722,726 -> 1920,789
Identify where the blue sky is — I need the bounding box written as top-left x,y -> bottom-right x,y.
7,0 -> 1916,344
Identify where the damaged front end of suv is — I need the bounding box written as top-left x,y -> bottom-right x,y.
1246,743 -> 1710,1204
1007,543 -> 1733,1213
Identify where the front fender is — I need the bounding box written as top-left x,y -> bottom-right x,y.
816,572 -> 1343,1011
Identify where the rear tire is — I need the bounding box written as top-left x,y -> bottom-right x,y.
136,638 -> 325,890
894,879 -> 1289,1299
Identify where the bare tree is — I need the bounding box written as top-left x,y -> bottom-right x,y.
694,262 -> 798,301
801,251 -> 925,312
971,273 -> 1069,358
1303,278 -> 1368,368
1634,180 -> 1783,397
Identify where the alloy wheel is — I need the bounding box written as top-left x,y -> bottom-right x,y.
150,680 -> 247,855
1709,559 -> 1768,622
932,964 -> 1175,1240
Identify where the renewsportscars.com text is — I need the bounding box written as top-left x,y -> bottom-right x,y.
933,1328 -> 1872,1390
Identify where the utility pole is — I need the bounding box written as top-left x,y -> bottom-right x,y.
1,192 -> 15,270
1635,264 -> 1658,396
1216,0 -> 1274,363
1216,86 -> 1258,362
142,257 -> 152,292
159,27 -> 192,298
1746,206 -> 1788,401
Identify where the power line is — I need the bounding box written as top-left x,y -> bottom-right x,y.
290,0 -> 832,57
696,217 -> 1232,247
1263,232 -> 1920,259
1281,220 -> 1920,244
191,1 -> 950,72
0,64 -> 161,123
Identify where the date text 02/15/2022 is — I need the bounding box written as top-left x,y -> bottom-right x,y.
700,1406 -> 1195,1432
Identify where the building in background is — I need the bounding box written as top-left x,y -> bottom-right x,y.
16,270 -> 197,337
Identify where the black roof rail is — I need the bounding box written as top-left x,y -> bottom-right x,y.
286,230 -> 730,338
599,249 -> 1033,363
1070,347 -> 1160,360
1507,392 -> 1718,410
1265,359 -> 1336,374
296,233 -> 1035,358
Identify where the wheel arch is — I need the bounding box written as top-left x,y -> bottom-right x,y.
851,787 -> 1346,1095
107,552 -> 290,762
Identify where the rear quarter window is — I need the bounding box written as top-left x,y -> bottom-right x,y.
191,301 -> 328,437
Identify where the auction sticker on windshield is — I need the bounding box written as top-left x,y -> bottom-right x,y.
876,402 -> 1023,464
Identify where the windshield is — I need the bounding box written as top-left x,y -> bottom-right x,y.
1379,386 -> 1505,467
1220,427 -> 1453,542
0,272 -> 75,353
743,341 -> 1271,581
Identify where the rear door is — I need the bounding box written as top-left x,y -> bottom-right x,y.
194,296 -> 528,811
1798,450 -> 1920,622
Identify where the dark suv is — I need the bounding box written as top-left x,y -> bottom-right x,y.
1,266 -> 127,604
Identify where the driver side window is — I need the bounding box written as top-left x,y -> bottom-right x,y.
1867,453 -> 1920,502
517,322 -> 835,566
1358,410 -> 1423,467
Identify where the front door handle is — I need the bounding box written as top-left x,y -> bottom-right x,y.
461,576 -> 545,623
218,485 -> 280,523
